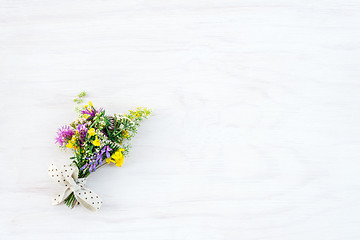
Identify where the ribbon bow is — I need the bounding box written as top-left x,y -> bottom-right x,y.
48,163 -> 102,212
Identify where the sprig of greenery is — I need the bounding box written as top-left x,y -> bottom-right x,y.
73,91 -> 86,104
74,91 -> 87,113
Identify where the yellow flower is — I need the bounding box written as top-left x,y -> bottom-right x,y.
106,148 -> 125,167
88,128 -> 95,137
113,148 -> 125,167
122,130 -> 129,138
92,136 -> 100,146
115,156 -> 124,167
88,101 -> 93,107
66,136 -> 77,149
66,142 -> 73,149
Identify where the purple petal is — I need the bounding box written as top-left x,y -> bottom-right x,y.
96,153 -> 103,161
100,147 -> 106,154
80,164 -> 88,170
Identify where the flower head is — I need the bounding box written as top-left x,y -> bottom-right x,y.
102,145 -> 112,158
122,130 -> 130,138
88,128 -> 95,137
76,124 -> 88,145
66,142 -> 73,148
81,146 -> 112,173
81,104 -> 103,120
66,135 -> 78,149
55,125 -> 75,147
92,136 -> 101,146
106,148 -> 125,167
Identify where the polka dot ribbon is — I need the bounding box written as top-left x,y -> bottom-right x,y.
48,163 -> 103,212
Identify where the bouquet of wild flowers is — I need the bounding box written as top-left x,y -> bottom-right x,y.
48,92 -> 151,211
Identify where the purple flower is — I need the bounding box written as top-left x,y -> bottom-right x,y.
96,153 -> 103,165
81,106 -> 103,120
81,145 -> 112,173
80,163 -> 88,171
99,145 -> 112,161
104,145 -> 112,158
77,124 -> 88,145
83,152 -> 102,173
55,125 -> 75,146
84,155 -> 97,173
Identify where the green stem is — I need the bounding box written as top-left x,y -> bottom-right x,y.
64,193 -> 77,209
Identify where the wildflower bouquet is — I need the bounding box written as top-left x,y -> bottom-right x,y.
48,92 -> 151,211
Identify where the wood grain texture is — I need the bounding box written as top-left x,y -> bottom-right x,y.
1,0 -> 360,239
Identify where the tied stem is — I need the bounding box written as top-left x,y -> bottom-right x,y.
64,193 -> 78,208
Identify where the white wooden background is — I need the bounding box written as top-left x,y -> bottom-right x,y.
1,0 -> 360,239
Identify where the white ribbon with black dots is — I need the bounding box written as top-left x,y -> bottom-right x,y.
48,163 -> 103,212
